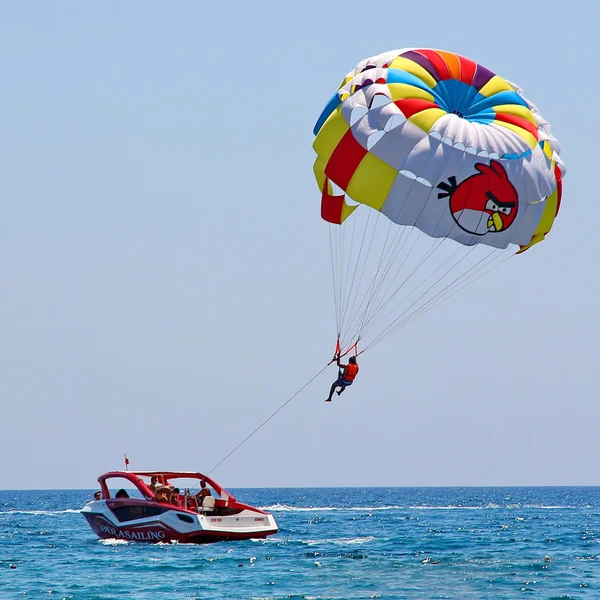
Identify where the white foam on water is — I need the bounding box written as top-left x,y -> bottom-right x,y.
409,504 -> 574,510
523,505 -> 573,509
99,538 -> 128,546
409,505 -> 489,510
250,597 -> 340,600
349,506 -> 402,511
259,504 -> 402,512
301,535 -> 375,546
260,503 -> 573,512
259,504 -> 339,512
0,509 -> 81,516
333,535 -> 375,545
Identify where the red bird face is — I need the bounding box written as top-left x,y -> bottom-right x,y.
437,160 -> 519,236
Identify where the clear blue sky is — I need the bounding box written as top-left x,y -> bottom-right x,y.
0,1 -> 597,489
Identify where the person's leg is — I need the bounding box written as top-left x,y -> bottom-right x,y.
326,381 -> 337,402
337,385 -> 346,396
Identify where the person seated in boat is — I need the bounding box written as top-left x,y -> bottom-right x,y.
148,476 -> 159,493
195,481 -> 212,502
115,489 -> 130,499
325,355 -> 359,402
154,485 -> 171,504
170,487 -> 182,506
86,491 -> 102,503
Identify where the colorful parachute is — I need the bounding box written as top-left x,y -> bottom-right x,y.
313,48 -> 565,355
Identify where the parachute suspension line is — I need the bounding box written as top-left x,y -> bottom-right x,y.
366,250 -> 498,347
206,363 -> 330,477
345,192 -> 454,347
349,149 -> 501,347
332,221 -> 348,336
362,243 -> 482,352
365,143 -> 459,279
337,209 -> 383,348
374,219 -> 515,342
343,220 -> 417,344
353,236 -> 457,343
328,224 -> 341,335
352,216 -> 400,334
356,222 -> 415,323
354,233 -> 447,340
338,208 -> 372,335
399,247 -> 514,330
338,207 -> 358,333
362,147 -> 473,321
336,223 -> 345,332
330,144 -> 516,354
342,145 -> 459,345
359,243 -> 473,343
338,216 -> 345,324
342,225 -> 419,346
362,245 -> 512,352
337,223 -> 344,331
329,208 -> 377,355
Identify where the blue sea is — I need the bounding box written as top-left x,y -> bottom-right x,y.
1,487 -> 599,599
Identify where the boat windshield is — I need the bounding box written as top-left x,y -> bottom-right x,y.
104,476 -> 146,500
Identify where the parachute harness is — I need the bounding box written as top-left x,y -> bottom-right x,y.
328,337 -> 361,366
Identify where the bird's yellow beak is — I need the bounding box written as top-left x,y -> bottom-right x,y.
487,212 -> 504,231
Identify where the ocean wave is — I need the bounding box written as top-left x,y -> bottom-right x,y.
409,504 -> 574,510
0,509 -> 81,516
260,504 -> 339,512
349,506 -> 402,512
333,536 -> 375,545
260,503 -> 575,513
248,597 -> 340,600
301,536 -> 375,546
409,505 -> 490,510
249,596 -> 373,600
98,538 -> 128,546
259,504 -> 402,512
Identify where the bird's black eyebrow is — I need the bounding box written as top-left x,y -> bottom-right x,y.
487,191 -> 516,208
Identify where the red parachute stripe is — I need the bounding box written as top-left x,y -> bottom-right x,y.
325,129 -> 368,190
494,113 -> 539,141
457,55 -> 477,86
394,98 -> 440,119
320,178 -> 345,224
555,164 -> 563,216
416,49 -> 452,80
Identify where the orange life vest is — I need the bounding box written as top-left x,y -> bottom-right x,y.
343,363 -> 359,381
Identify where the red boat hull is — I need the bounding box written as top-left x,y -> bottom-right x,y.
82,506 -> 278,544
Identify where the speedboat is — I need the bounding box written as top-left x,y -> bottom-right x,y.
81,470 -> 278,543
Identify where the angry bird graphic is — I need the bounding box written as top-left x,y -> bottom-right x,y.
436,160 -> 519,236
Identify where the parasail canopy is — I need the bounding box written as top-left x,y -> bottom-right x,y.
313,48 -> 565,355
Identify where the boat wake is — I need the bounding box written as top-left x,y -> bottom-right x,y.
0,509 -> 81,516
98,538 -> 128,546
259,504 -> 402,512
260,503 -> 575,512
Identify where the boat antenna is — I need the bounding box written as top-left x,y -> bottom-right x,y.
124,454 -> 130,471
